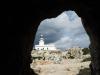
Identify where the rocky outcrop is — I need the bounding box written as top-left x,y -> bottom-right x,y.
66,47 -> 83,59
31,50 -> 62,64
31,47 -> 89,66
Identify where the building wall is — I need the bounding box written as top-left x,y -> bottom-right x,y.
35,45 -> 57,50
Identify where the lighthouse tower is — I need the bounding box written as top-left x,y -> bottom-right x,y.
39,34 -> 44,46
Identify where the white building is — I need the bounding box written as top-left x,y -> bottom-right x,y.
34,34 -> 57,50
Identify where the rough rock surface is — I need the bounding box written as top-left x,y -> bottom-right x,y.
30,49 -> 91,75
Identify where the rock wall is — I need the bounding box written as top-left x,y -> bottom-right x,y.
7,1 -> 100,75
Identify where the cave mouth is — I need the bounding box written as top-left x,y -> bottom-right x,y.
30,10 -> 91,75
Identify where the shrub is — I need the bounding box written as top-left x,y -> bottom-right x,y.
68,56 -> 75,59
77,68 -> 91,75
82,48 -> 90,55
82,57 -> 91,62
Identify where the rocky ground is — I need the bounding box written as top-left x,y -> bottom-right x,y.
31,59 -> 91,75
31,48 -> 91,75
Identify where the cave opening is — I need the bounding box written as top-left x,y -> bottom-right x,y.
30,10 -> 91,75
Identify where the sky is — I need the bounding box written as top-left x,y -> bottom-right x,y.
34,10 -> 90,50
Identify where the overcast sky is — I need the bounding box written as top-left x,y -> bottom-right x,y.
34,10 -> 90,50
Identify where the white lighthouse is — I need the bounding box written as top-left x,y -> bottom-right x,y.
34,34 -> 57,50
39,34 -> 44,46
